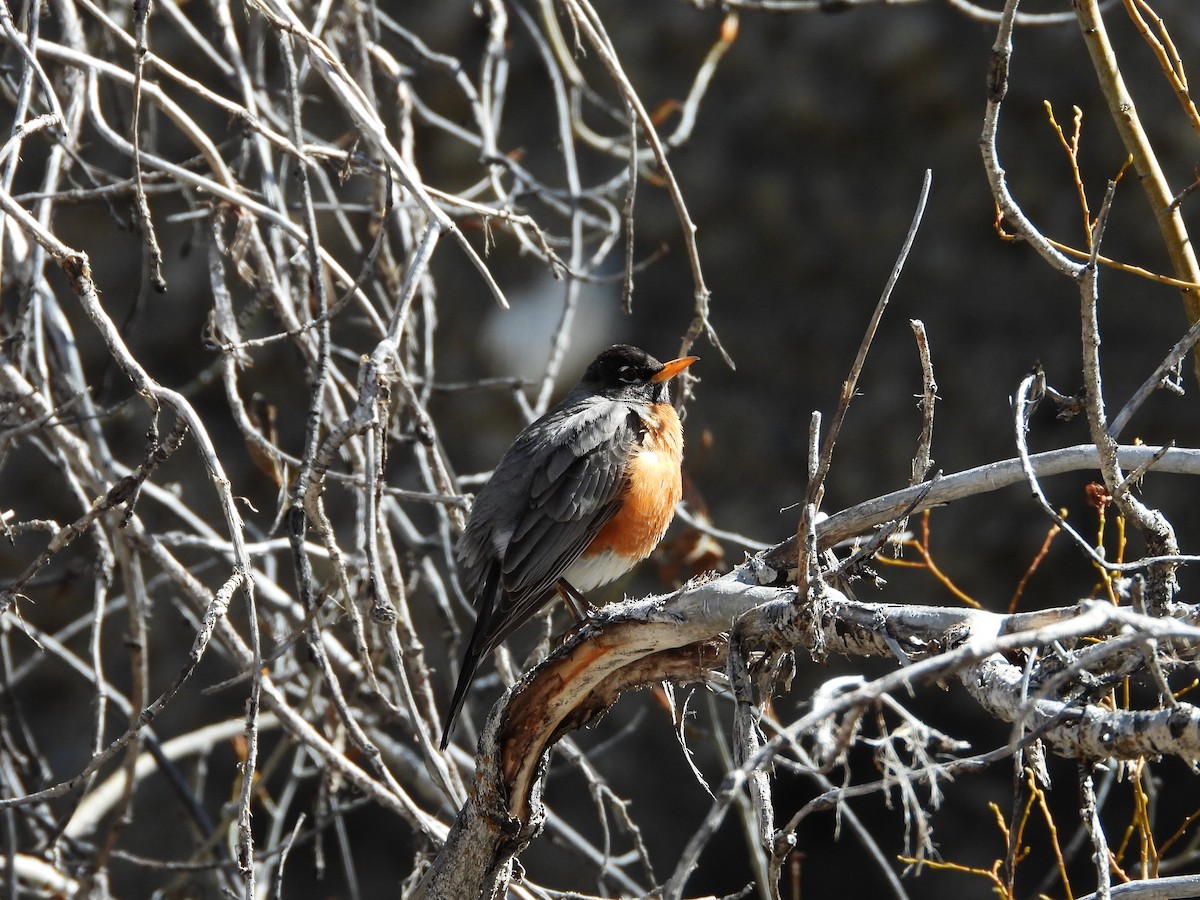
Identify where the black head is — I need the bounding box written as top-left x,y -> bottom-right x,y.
579,344 -> 698,402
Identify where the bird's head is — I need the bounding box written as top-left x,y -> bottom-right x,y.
580,344 -> 698,404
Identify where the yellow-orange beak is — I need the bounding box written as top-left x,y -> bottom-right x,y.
651,355 -> 699,383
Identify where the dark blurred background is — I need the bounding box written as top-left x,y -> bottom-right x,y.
4,0 -> 1200,897
427,3 -> 1200,888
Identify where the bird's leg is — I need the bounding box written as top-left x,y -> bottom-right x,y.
556,578 -> 597,621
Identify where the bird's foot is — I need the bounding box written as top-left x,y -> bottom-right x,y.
556,578 -> 597,622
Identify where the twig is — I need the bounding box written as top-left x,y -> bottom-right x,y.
1077,178 -> 1180,614
1108,316 -> 1200,438
130,0 -> 166,293
1081,767 -> 1113,900
909,319 -> 937,486
980,0 -> 1084,278
797,171 -> 931,573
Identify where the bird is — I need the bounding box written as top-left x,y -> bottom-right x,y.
440,344 -> 698,749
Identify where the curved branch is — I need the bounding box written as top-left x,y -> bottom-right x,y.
767,443 -> 1200,571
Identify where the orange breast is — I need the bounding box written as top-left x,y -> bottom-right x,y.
587,403 -> 684,561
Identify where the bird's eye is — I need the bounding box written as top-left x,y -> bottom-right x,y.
616,365 -> 639,383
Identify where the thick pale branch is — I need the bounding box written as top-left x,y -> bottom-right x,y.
426,553 -> 1200,897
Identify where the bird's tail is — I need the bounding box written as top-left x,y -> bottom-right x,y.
439,570 -> 501,750
439,641 -> 483,750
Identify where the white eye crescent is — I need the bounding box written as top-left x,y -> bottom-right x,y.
617,365 -> 639,383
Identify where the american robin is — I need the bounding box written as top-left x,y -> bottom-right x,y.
440,344 -> 698,749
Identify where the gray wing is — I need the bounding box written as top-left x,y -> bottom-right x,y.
457,397 -> 641,651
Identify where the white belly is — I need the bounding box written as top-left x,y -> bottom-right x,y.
561,548 -> 638,592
